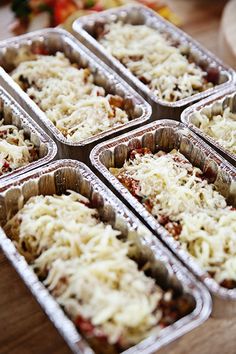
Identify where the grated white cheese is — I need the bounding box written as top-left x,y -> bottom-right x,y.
113,150 -> 236,284
11,52 -> 129,142
0,120 -> 37,176
180,209 -> 236,284
99,22 -> 213,102
45,256 -> 161,345
5,191 -> 163,345
56,96 -> 128,142
194,107 -> 236,155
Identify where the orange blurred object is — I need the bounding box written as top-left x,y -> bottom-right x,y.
53,0 -> 77,25
10,0 -> 181,34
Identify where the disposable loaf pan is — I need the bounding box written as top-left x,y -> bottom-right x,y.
0,159 -> 211,354
0,28 -> 151,162
73,5 -> 235,119
0,86 -> 57,187
90,119 -> 236,317
181,87 -> 236,166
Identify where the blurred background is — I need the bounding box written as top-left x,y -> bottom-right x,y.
0,0 -> 235,67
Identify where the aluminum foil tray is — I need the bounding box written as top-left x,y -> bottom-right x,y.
0,160 -> 211,354
0,28 -> 151,162
0,86 -> 57,187
181,87 -> 236,166
90,119 -> 236,317
73,4 -> 235,119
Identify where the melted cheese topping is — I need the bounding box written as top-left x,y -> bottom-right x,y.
99,22 -> 213,102
0,120 -> 37,176
112,150 -> 236,284
11,52 -> 129,142
194,107 -> 236,155
5,191 -> 163,345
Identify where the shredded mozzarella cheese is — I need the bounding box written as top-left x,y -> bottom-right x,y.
56,96 -> 128,141
11,52 -> 129,142
194,107 -> 236,155
0,120 -> 37,176
5,191 -> 163,345
112,150 -> 236,285
99,22 -> 213,102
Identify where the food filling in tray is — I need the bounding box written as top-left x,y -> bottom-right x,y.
97,22 -> 215,102
110,148 -> 236,289
11,50 -> 129,142
0,119 -> 39,176
4,190 -> 191,352
193,107 -> 236,155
